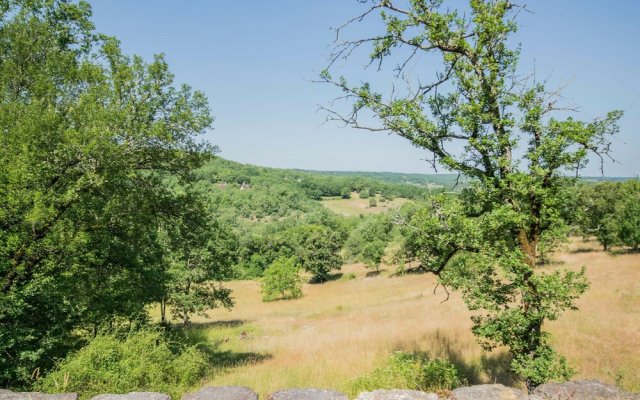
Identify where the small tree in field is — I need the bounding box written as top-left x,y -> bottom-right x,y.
369,197 -> 378,207
321,0 -> 622,390
159,194 -> 235,326
262,256 -> 303,302
362,239 -> 385,272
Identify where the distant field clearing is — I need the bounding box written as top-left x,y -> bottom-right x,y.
321,194 -> 408,216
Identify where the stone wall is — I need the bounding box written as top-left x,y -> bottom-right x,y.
2,381 -> 639,400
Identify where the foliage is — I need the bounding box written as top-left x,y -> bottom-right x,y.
0,0 -> 214,385
359,189 -> 370,199
323,0 -> 622,390
37,329 -> 208,400
348,352 -> 460,396
369,197 -> 378,207
261,256 -> 303,302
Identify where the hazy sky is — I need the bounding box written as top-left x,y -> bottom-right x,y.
89,1 -> 639,176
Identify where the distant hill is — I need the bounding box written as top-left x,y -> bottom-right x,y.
201,158 -> 631,195
295,169 -> 467,189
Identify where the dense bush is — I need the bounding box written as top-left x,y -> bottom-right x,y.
348,352 -> 460,396
38,330 -> 208,400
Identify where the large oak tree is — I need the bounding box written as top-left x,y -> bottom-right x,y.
0,0 -> 215,384
321,0 -> 622,390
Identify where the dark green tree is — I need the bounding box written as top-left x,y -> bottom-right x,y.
293,225 -> 344,282
322,0 -> 622,390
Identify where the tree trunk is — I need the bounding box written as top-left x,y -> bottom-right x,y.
160,298 -> 167,325
519,228 -> 544,394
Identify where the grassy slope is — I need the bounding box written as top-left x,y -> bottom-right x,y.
181,238 -> 639,396
320,194 -> 408,216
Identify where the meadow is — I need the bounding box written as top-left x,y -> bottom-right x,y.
321,194 -> 408,216
181,238 -> 640,396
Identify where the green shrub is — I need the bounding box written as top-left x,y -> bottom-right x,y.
369,197 -> 377,207
359,189 -> 370,199
348,352 -> 460,396
339,272 -> 357,281
38,329 -> 208,400
261,256 -> 303,301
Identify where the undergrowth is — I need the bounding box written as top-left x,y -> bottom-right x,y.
347,351 -> 460,397
37,329 -> 208,399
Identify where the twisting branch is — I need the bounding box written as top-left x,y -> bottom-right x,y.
433,281 -> 451,303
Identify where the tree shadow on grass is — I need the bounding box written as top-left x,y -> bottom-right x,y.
389,265 -> 429,278
166,320 -> 272,372
187,319 -> 247,329
396,329 -> 520,387
200,347 -> 272,370
309,272 -> 343,284
536,259 -> 566,267
570,247 -> 599,254
609,247 -> 640,256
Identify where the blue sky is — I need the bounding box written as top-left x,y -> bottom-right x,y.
89,1 -> 639,176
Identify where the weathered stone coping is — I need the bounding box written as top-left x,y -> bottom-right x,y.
1,380 -> 638,400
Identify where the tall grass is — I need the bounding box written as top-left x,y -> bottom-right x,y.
184,239 -> 639,396
347,352 -> 459,397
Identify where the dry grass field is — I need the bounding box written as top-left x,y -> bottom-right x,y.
320,194 -> 408,216
185,238 -> 639,397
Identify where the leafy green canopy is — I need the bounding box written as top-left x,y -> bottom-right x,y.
0,0 -> 213,385
261,256 -> 303,302
322,0 -> 622,390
